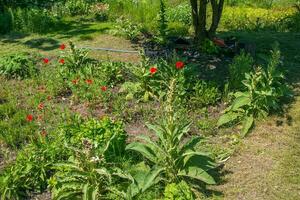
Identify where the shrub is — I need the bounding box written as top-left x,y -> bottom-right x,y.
285,11 -> 300,32
166,2 -> 192,26
201,39 -> 220,54
91,3 -> 110,22
221,7 -> 295,32
50,146 -> 132,200
113,18 -> 142,41
65,0 -> 91,16
63,116 -> 127,159
0,8 -> 14,34
59,42 -> 91,78
167,22 -> 189,37
0,102 -> 39,148
164,181 -> 195,200
190,80 -> 220,107
0,138 -> 69,200
11,8 -> 62,33
0,53 -> 39,79
228,51 -> 254,90
218,44 -> 291,136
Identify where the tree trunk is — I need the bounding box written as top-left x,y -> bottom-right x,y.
199,0 -> 208,42
190,0 -> 224,43
190,0 -> 200,40
208,0 -> 225,39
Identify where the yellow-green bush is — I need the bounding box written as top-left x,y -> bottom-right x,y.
220,7 -> 296,31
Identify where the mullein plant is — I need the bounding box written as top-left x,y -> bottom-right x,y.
218,44 -> 291,136
126,78 -> 217,198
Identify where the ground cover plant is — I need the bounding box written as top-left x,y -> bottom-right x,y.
0,0 -> 299,200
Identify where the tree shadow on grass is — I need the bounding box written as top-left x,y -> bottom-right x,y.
204,164 -> 233,197
24,38 -> 60,51
219,31 -> 300,84
0,20 -> 113,52
53,21 -> 111,40
0,32 -> 30,43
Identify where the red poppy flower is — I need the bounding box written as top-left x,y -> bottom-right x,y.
101,86 -> 107,91
41,130 -> 47,137
59,59 -> 65,64
150,67 -> 157,75
85,79 -> 93,85
175,61 -> 185,69
43,58 -> 49,64
26,114 -> 33,122
60,44 -> 66,50
72,79 -> 79,85
47,96 -> 52,101
38,103 -> 44,110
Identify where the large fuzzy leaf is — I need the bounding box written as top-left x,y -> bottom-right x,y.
141,165 -> 165,193
231,95 -> 251,110
136,135 -> 165,156
175,121 -> 192,144
126,142 -> 158,163
83,184 -> 96,200
179,136 -> 202,155
53,187 -> 82,200
182,152 -> 216,170
127,165 -> 164,198
241,115 -> 254,137
178,153 -> 216,184
145,123 -> 165,143
217,112 -> 241,127
178,166 -> 215,185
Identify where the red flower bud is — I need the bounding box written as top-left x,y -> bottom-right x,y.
26,114 -> 33,122
43,58 -> 49,64
59,59 -> 65,64
85,79 -> 93,85
101,86 -> 107,91
60,44 -> 66,50
150,67 -> 157,75
175,61 -> 185,69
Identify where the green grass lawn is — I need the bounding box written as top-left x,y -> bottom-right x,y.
0,19 -> 140,63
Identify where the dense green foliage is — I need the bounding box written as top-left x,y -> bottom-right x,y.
228,51 -> 254,90
0,53 -> 39,79
163,181 -> 194,200
0,138 -> 69,200
219,45 -> 291,136
63,116 -> 127,158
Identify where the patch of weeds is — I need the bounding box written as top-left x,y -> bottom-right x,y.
0,100 -> 38,148
0,132 -> 69,200
190,80 -> 221,108
0,53 -> 39,79
112,18 -> 142,41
